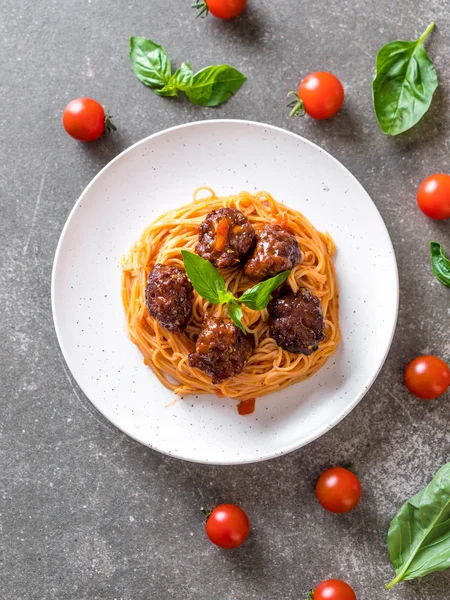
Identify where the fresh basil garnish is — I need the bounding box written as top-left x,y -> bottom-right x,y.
430,242 -> 450,287
217,289 -> 235,304
129,37 -> 172,92
159,61 -> 194,97
130,37 -> 245,107
181,251 -> 289,331
239,271 -> 291,310
227,300 -> 246,333
173,61 -> 194,88
372,22 -> 438,136
183,65 -> 247,107
180,250 -> 226,304
387,462 -> 450,589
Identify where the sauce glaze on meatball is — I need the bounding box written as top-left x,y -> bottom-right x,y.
145,264 -> 193,333
196,208 -> 255,269
268,288 -> 325,354
244,225 -> 301,281
188,317 -> 253,383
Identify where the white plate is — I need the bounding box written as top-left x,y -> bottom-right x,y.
52,120 -> 398,465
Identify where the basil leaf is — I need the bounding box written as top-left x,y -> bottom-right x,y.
158,61 -> 193,97
239,271 -> 291,310
171,61 -> 194,90
184,65 -> 246,107
129,37 -> 172,90
387,462 -> 450,589
217,289 -> 235,305
372,22 -> 438,135
181,250 -> 227,304
430,242 -> 450,287
129,39 -> 246,106
227,300 -> 246,333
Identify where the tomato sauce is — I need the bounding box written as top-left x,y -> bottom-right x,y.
237,398 -> 256,415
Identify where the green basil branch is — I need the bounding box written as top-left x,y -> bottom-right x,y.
430,242 -> 450,287
130,37 -> 246,107
387,462 -> 450,589
372,22 -> 438,135
180,251 -> 290,332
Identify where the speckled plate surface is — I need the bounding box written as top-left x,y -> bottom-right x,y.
52,120 -> 398,465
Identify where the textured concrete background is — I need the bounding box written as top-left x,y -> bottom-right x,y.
1,1 -> 450,599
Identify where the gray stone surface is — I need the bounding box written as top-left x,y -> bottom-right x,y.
1,1 -> 450,598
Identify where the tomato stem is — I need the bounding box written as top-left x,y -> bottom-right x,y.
341,461 -> 354,472
104,114 -> 117,133
304,590 -> 314,600
201,507 -> 212,522
192,1 -> 209,17
287,91 -> 305,117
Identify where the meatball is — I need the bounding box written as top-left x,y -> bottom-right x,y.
244,225 -> 301,281
268,288 -> 325,354
145,264 -> 193,333
188,317 -> 253,384
196,208 -> 255,269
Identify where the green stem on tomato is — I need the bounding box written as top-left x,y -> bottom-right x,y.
201,507 -> 212,521
192,0 -> 209,17
287,91 -> 305,117
104,114 -> 116,133
340,461 -> 355,473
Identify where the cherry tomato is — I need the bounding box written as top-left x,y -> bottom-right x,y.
314,579 -> 357,600
316,467 -> 362,514
405,355 -> 450,400
194,0 -> 247,19
205,504 -> 250,548
62,98 -> 115,142
289,72 -> 344,120
417,174 -> 450,220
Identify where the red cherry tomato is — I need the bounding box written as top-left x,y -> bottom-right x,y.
314,579 -> 357,600
290,72 -> 344,120
62,98 -> 113,142
417,174 -> 450,220
196,0 -> 247,19
205,504 -> 250,548
405,355 -> 450,400
316,467 -> 362,514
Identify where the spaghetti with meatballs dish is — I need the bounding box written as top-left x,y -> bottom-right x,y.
121,188 -> 340,412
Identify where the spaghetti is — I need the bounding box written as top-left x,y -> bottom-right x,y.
121,189 -> 340,402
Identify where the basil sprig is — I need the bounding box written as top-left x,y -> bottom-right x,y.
130,37 -> 246,107
387,462 -> 450,589
180,251 -> 290,332
372,22 -> 438,135
430,242 -> 450,287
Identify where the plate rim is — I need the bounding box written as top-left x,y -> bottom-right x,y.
51,118 -> 400,465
